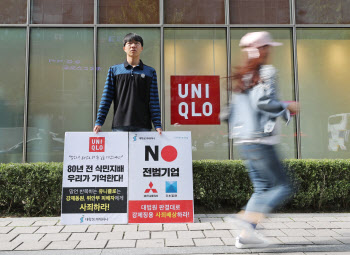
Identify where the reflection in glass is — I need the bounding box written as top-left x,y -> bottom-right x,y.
164,0 -> 225,24
230,0 -> 290,24
0,0 -> 27,24
0,29 -> 26,163
296,0 -> 350,24
28,28 -> 93,162
164,29 -> 229,160
99,0 -> 159,24
297,29 -> 350,158
231,29 -> 295,159
97,28 -> 161,130
31,0 -> 94,24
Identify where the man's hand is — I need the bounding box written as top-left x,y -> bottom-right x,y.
94,125 -> 101,134
287,102 -> 300,115
156,128 -> 162,135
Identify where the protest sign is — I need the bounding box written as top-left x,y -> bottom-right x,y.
128,131 -> 193,223
61,132 -> 128,225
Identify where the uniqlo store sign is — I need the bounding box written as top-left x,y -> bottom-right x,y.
171,75 -> 220,125
61,132 -> 193,225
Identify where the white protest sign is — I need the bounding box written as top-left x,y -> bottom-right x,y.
128,131 -> 194,223
61,132 -> 128,225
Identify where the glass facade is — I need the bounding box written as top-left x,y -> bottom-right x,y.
1,1 -> 349,162
31,0 -> 94,24
0,28 -> 26,163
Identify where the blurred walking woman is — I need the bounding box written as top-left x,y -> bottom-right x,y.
225,32 -> 299,249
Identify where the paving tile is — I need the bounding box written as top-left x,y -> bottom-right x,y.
334,237 -> 350,244
221,237 -> 235,245
258,229 -> 288,237
200,218 -> 223,223
151,231 -> 177,239
40,233 -> 71,242
96,232 -> 123,240
193,237 -> 224,246
260,222 -> 289,229
280,229 -> 313,237
165,238 -> 194,247
304,253 -> 350,255
124,231 -> 150,240
163,223 -> 188,231
0,227 -> 14,234
211,222 -> 239,230
113,225 -> 137,232
314,217 -> 339,222
195,214 -> 207,218
15,241 -> 50,251
32,220 -> 59,226
264,237 -> 284,245
0,242 -> 22,251
0,233 -> 18,242
87,225 -> 113,232
306,236 -> 342,245
290,217 -> 317,222
10,227 -> 38,234
336,217 -> 350,222
333,229 -> 350,236
8,220 -> 34,227
76,240 -> 107,249
284,222 -> 314,229
332,221 -> 350,229
46,240 -> 79,250
35,226 -> 64,234
277,236 -> 313,245
187,223 -> 213,230
136,239 -> 164,248
0,221 -> 11,227
138,223 -> 163,231
69,232 -> 97,241
61,225 -> 88,233
12,233 -> 45,242
177,230 -> 204,239
308,222 -> 340,229
206,214 -> 228,218
307,229 -> 341,237
269,217 -> 294,222
106,240 -> 136,248
203,230 -> 232,238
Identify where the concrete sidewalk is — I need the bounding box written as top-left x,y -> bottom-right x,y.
0,213 -> 350,255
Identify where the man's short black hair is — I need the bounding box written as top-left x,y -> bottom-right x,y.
123,33 -> 143,47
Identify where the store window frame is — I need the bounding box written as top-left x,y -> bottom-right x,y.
2,0 -> 350,162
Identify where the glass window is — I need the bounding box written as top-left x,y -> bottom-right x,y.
231,29 -> 296,159
297,29 -> 350,158
0,0 -> 27,24
97,28 -> 161,130
296,0 -> 350,24
230,0 -> 290,24
0,28 -> 26,163
164,0 -> 225,24
27,28 -> 94,162
164,29 -> 229,160
99,0 -> 159,24
31,0 -> 94,24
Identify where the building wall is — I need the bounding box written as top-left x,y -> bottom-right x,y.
1,0 -> 350,162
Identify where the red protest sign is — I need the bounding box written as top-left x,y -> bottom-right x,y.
171,76 -> 220,125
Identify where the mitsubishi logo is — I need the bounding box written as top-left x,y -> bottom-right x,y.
144,182 -> 158,193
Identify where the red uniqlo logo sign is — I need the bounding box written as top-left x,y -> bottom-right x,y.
171,76 -> 220,125
89,137 -> 105,152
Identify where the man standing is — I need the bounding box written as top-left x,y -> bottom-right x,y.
94,33 -> 162,134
